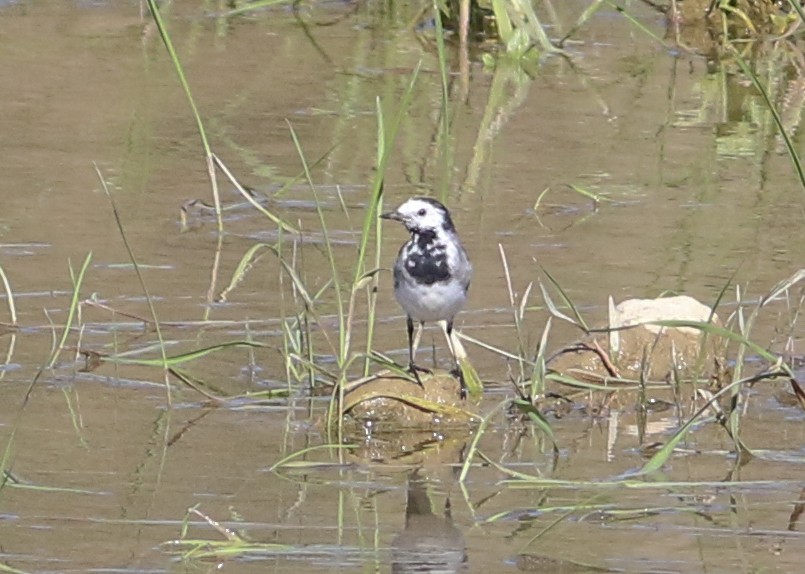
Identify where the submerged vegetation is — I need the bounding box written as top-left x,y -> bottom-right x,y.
1,0 -> 805,571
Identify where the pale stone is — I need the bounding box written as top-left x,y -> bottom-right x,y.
610,295 -> 717,334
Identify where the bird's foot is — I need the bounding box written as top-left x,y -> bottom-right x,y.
409,363 -> 432,374
408,362 -> 431,388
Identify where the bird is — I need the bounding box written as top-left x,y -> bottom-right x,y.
380,197 -> 472,390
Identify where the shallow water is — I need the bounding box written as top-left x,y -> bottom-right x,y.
1,1 -> 804,573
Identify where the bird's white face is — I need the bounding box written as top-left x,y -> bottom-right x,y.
382,197 -> 453,234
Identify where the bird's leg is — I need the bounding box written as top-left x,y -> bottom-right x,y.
407,317 -> 429,386
440,319 -> 466,398
406,316 -> 416,369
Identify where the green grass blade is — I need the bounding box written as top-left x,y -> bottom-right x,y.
286,121 -> 346,366
650,319 -> 790,370
145,0 -> 223,237
540,267 -> 589,331
215,243 -> 274,302
48,252 -> 92,369
103,341 -> 269,367
96,165 -> 172,404
558,0 -> 605,46
529,316 -> 552,398
356,66 -> 420,378
458,331 -> 538,365
731,48 -> 805,193
268,444 -> 356,472
459,399 -> 508,483
490,0 -> 514,43
145,0 -> 211,157
0,263 -> 17,325
0,562 -> 30,574
212,154 -> 298,233
511,398 -> 558,453
538,279 -> 584,331
760,268 -> 805,306
604,0 -> 670,50
358,62 -> 422,271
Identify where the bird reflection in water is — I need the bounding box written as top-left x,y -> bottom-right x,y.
391,470 -> 467,574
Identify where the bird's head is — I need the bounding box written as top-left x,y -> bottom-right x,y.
380,197 -> 456,235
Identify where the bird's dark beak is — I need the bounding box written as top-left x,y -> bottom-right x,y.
380,210 -> 401,221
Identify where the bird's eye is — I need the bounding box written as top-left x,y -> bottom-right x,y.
417,208 -> 426,216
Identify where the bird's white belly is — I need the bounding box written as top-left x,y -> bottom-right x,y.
395,279 -> 467,322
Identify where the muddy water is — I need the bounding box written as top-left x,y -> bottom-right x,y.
1,1 -> 804,573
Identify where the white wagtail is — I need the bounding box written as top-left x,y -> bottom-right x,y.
380,197 -> 472,389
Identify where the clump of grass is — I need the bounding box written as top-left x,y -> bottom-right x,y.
457,267 -> 805,486
164,506 -> 295,561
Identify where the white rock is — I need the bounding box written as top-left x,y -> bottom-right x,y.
610,295 -> 717,335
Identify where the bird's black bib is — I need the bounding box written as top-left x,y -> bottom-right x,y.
395,230 -> 450,286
